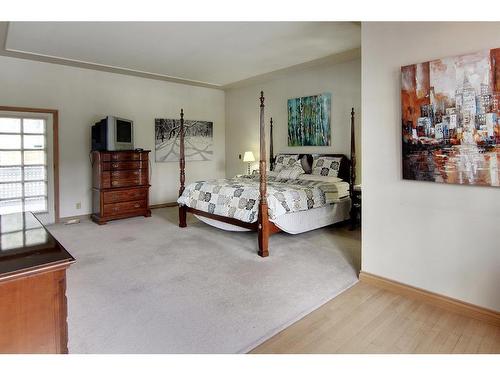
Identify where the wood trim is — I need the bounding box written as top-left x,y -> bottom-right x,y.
59,213 -> 91,222
223,48 -> 361,89
59,199 -> 171,222
1,22 -> 357,89
149,202 -> 178,209
0,260 -> 74,285
185,206 -> 281,234
186,207 -> 258,231
53,110 -> 60,223
359,271 -> 500,327
0,106 -> 60,223
0,22 -> 221,90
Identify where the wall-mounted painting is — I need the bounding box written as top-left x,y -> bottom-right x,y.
287,93 -> 331,146
155,118 -> 213,162
401,48 -> 500,187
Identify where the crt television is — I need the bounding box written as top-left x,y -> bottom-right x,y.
91,116 -> 134,151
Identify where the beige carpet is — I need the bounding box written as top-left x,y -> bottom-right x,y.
48,207 -> 360,353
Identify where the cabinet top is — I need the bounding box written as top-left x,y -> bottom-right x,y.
0,212 -> 75,281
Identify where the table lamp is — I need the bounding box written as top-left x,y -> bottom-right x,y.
243,151 -> 255,175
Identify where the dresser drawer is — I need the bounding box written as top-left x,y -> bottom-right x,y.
110,152 -> 148,161
110,170 -> 145,179
103,200 -> 147,216
103,188 -> 148,204
109,161 -> 148,170
110,170 -> 148,188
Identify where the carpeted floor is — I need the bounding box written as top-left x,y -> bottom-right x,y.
47,207 -> 360,353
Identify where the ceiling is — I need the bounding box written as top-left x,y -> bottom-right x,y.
4,22 -> 360,88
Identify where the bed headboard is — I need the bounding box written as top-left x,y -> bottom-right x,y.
272,153 -> 351,182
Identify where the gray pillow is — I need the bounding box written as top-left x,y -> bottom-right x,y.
300,155 -> 312,174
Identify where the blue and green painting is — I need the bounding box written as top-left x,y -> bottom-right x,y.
287,93 -> 331,146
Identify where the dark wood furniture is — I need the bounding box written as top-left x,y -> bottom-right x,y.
91,150 -> 151,224
179,93 -> 356,257
0,212 -> 75,353
350,185 -> 361,230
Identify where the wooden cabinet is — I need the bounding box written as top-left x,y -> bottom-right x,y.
91,150 -> 151,224
0,212 -> 75,354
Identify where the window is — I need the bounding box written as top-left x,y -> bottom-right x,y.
0,212 -> 47,250
0,117 -> 48,215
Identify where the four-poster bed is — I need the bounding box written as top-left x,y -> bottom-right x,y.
178,91 -> 356,257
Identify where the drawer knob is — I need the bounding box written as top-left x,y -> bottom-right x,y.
113,163 -> 118,168
134,203 -> 140,208
112,172 -> 119,176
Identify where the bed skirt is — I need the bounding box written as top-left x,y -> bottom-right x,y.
194,197 -> 351,234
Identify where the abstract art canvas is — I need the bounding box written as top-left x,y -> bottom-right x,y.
155,118 -> 213,162
287,93 -> 331,146
401,48 -> 500,187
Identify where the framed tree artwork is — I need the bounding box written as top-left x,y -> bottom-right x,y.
155,118 -> 213,162
287,93 -> 331,146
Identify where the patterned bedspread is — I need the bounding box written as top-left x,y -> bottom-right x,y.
177,175 -> 338,223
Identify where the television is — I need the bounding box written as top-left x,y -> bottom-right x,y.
91,116 -> 134,151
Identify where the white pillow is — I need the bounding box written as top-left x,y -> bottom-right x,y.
311,156 -> 343,177
276,161 -> 305,180
274,154 -> 299,173
297,174 -> 343,183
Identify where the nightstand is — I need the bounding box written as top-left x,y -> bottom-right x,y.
350,184 -> 361,230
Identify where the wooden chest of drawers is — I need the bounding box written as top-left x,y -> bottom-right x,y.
91,150 -> 151,224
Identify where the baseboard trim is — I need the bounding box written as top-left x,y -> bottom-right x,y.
359,271 -> 500,327
149,202 -> 178,209
59,213 -> 91,223
58,203 -> 177,222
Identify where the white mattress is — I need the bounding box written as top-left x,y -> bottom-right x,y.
194,197 -> 351,234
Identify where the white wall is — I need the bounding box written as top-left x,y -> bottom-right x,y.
0,55 -> 225,218
225,58 -> 361,179
362,22 -> 500,311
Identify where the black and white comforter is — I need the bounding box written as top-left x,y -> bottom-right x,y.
177,175 -> 339,223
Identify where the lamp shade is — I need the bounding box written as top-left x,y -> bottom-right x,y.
243,151 -> 255,162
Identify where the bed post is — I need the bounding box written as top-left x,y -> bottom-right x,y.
179,108 -> 187,228
257,91 -> 270,257
349,108 -> 359,230
269,117 -> 274,171
349,108 -> 356,193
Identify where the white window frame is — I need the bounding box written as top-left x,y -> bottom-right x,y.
0,115 -> 49,215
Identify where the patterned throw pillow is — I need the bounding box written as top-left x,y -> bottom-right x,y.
274,154 -> 299,173
311,156 -> 342,177
276,161 -> 305,180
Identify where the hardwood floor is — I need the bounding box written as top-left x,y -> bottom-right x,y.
251,282 -> 500,354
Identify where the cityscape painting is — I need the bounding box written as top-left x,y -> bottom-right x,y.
401,48 -> 500,187
288,93 -> 331,146
155,118 -> 213,162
